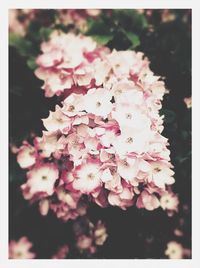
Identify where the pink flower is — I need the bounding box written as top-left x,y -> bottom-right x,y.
62,93 -> 85,117
94,221 -> 108,246
42,105 -> 72,134
39,198 -> 50,216
72,161 -> 103,194
82,88 -> 113,118
136,190 -> 160,211
108,189 -> 134,210
17,142 -> 36,169
165,241 -> 184,259
36,48 -> 63,68
160,192 -> 179,216
184,96 -> 192,108
34,131 -> 66,158
19,35 -> 176,212
112,127 -> 152,156
35,32 -> 98,97
9,237 -> 35,259
26,163 -> 59,196
147,162 -> 175,188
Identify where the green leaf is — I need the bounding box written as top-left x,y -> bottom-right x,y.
9,33 -> 33,57
86,19 -> 111,35
125,32 -> 140,48
90,34 -> 113,45
27,57 -> 37,70
112,9 -> 148,31
39,27 -> 53,41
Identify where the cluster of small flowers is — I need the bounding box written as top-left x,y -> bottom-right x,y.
13,140 -> 88,222
75,220 -> 108,254
16,32 -> 177,215
9,220 -> 107,259
35,31 -> 109,97
9,236 -> 69,259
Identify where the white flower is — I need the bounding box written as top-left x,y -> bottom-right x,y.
83,88 -> 113,118
165,241 -> 184,259
72,162 -> 102,193
42,105 -> 72,133
27,164 -> 59,195
148,162 -> 175,188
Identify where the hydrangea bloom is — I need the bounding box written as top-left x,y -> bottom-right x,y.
16,32 -> 176,216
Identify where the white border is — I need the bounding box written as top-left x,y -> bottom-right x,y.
1,1 -> 199,268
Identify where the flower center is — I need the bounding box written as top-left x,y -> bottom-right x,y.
96,101 -> 102,107
122,160 -> 129,167
56,117 -> 63,123
154,167 -> 161,172
59,73 -> 66,80
87,173 -> 95,180
116,89 -> 122,95
68,105 -> 75,112
42,175 -> 48,180
126,113 -> 132,119
16,251 -> 22,257
126,137 -> 133,144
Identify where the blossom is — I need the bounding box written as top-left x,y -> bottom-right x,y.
94,221 -> 108,246
108,186 -> 134,210
184,96 -> 192,108
147,162 -> 175,188
26,163 -> 59,196
165,241 -> 184,259
112,127 -> 152,156
160,192 -> 179,216
82,88 -> 113,118
34,131 -> 66,158
16,142 -> 36,169
9,237 -> 35,259
35,32 -> 102,97
42,105 -> 72,134
19,33 -> 176,213
72,161 -> 103,194
136,190 -> 160,211
39,198 -> 50,216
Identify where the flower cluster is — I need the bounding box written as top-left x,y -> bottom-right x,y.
75,220 -> 108,254
16,32 -> 176,216
14,140 -> 88,221
35,31 -> 109,97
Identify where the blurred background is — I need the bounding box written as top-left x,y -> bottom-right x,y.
9,9 -> 191,259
